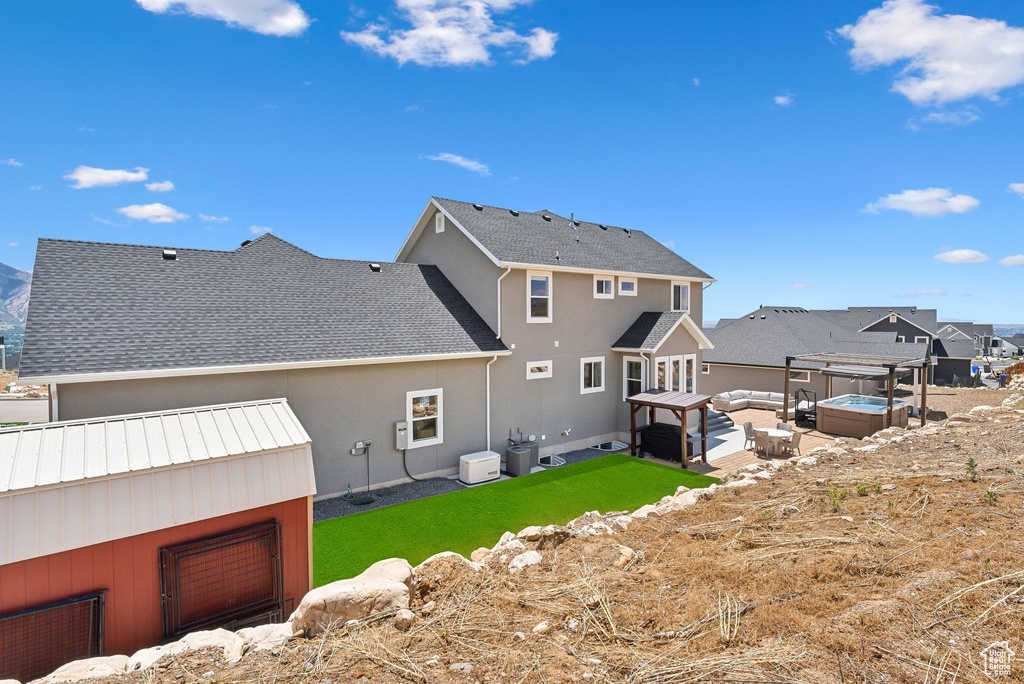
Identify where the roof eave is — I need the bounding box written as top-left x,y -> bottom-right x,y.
499,261 -> 715,283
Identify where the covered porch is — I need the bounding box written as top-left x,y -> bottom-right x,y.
626,389 -> 712,468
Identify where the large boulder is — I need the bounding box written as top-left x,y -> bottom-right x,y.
291,558 -> 414,637
37,655 -> 130,682
128,628 -> 245,671
237,622 -> 293,653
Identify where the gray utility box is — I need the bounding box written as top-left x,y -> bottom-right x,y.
505,445 -> 532,477
519,441 -> 540,468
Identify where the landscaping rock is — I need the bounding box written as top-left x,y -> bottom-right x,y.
415,551 -> 481,574
612,545 -> 635,568
38,656 -> 131,682
532,620 -> 552,634
508,550 -> 543,573
237,622 -> 293,653
470,547 -> 491,563
631,504 -> 660,519
394,608 -> 417,631
291,558 -> 414,637
517,525 -> 544,541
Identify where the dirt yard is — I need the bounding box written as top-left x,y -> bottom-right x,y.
102,397 -> 1024,684
920,386 -> 1013,420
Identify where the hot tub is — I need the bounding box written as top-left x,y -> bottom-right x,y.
816,394 -> 909,439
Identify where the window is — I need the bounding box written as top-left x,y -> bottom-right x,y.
594,275 -> 614,299
896,335 -> 905,343
654,355 -> 695,392
527,271 -> 552,323
701,363 -> 710,375
914,336 -> 929,344
684,354 -> 696,393
671,282 -> 690,313
526,360 -> 552,379
434,212 -> 445,233
580,357 -> 605,394
789,370 -> 811,383
623,357 -> 646,399
618,277 -> 637,296
406,389 -> 443,448
888,314 -> 898,323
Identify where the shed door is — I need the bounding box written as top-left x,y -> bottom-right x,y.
159,520 -> 284,639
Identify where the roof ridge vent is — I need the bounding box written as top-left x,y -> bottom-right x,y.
369,263 -> 382,273
598,224 -> 608,230
542,214 -> 552,221
162,249 -> 177,261
472,203 -> 483,210
510,210 -> 519,217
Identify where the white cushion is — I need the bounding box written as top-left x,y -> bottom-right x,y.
768,392 -> 784,402
729,390 -> 748,400
751,391 -> 771,402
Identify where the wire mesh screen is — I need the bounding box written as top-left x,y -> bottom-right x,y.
160,520 -> 284,639
0,591 -> 105,682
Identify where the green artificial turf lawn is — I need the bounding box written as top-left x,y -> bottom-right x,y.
312,453 -> 718,586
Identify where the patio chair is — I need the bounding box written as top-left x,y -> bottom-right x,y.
783,431 -> 802,457
743,421 -> 755,450
776,422 -> 793,432
753,430 -> 770,458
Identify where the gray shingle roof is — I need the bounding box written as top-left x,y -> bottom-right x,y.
20,235 -> 507,379
432,197 -> 712,280
613,312 -> 684,350
1004,334 -> 1024,348
706,307 -> 927,369
933,338 -> 976,359
812,307 -> 938,335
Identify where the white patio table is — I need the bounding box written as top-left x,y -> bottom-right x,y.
754,427 -> 790,457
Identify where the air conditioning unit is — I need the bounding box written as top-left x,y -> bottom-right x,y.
459,451 -> 501,485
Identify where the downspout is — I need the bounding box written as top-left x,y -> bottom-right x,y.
486,355 -> 499,451
496,266 -> 512,339
49,383 -> 59,422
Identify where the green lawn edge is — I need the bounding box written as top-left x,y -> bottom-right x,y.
312,453 -> 718,586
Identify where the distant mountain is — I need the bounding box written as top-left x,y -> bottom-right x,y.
0,261 -> 31,349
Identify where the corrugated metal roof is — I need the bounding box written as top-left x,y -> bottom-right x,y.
0,398 -> 310,493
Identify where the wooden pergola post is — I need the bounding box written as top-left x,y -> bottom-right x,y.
629,402 -> 639,456
886,365 -> 896,426
681,407 -> 688,468
825,362 -> 832,400
700,405 -> 708,464
782,357 -> 793,424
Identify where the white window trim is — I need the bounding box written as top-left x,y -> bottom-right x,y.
789,370 -> 811,383
701,363 -> 710,375
526,360 -> 553,379
527,270 -> 553,324
889,314 -> 898,323
654,356 -> 668,390
406,388 -> 443,449
683,353 -> 697,393
623,356 -> 647,400
618,276 -> 637,296
670,281 -> 690,313
580,356 -> 606,394
434,213 -> 445,233
914,336 -> 929,344
896,335 -> 905,343
593,274 -> 614,299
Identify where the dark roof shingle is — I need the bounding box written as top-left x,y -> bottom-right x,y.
433,197 -> 712,280
21,235 -> 507,379
613,312 -> 684,350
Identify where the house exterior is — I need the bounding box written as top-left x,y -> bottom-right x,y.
0,399 -> 315,679
702,306 -> 926,400
18,197 -> 714,500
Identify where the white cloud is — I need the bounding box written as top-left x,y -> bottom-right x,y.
145,180 -> 175,192
899,288 -> 947,297
65,165 -> 149,189
134,0 -> 310,36
863,187 -> 979,217
116,203 -> 188,223
199,212 -> 230,222
692,77 -> 700,86
773,92 -> 794,107
249,225 -> 273,234
907,106 -> 980,129
1009,182 -> 1024,198
791,282 -> 813,290
8,242 -> 18,247
1,158 -> 22,167
837,0 -> 1024,105
1000,254 -> 1024,266
934,248 -> 988,263
90,214 -> 121,227
28,185 -> 41,191
341,0 -> 558,67
425,152 -> 491,176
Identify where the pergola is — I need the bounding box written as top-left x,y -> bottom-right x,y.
626,390 -> 712,468
782,349 -> 932,427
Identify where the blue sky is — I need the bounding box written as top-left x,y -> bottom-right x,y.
1,0 -> 1022,323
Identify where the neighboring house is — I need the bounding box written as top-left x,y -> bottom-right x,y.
990,335 -> 1019,358
974,323 -> 995,355
1003,334 -> 1024,356
702,306 -> 927,400
19,198 -> 715,498
937,321 -> 975,344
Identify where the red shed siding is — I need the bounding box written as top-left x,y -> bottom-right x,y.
0,497 -> 311,657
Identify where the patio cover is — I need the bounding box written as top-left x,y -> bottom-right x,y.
625,389 -> 712,468
818,365 -> 913,380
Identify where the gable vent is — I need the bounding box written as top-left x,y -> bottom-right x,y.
369,263 -> 382,273
509,210 -> 519,217
472,203 -> 483,210
162,249 -> 178,261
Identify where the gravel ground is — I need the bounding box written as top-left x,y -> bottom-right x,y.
313,447 -> 616,523
917,386 -> 1013,420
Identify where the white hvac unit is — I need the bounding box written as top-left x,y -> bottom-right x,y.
459,450 -> 501,485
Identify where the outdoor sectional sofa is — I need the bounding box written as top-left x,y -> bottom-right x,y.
713,390 -> 789,413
